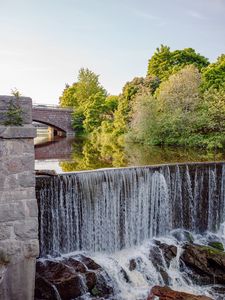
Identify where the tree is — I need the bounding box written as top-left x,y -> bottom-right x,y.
201,54 -> 225,91
59,84 -> 78,108
157,65 -> 201,113
147,45 -> 209,81
59,68 -> 108,133
4,89 -> 23,126
130,65 -> 202,146
83,91 -> 107,133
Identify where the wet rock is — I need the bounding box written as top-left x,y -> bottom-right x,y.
149,245 -> 164,268
171,229 -> 194,243
85,271 -> 97,290
119,266 -> 130,283
35,274 -> 59,300
208,241 -> 224,251
77,254 -> 102,270
93,273 -> 114,297
35,256 -> 114,299
159,243 -> 177,268
35,260 -> 85,299
181,244 -> 225,285
149,245 -> 171,285
147,285 -> 213,300
129,258 -> 137,271
63,257 -> 87,273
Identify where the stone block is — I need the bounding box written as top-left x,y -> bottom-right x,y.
23,240 -> 39,258
4,174 -> 19,190
0,125 -> 36,139
0,188 -> 36,203
5,157 -> 23,174
0,203 -> 26,222
26,199 -> 38,217
0,224 -> 12,240
0,240 -> 23,261
14,220 -> 38,240
21,154 -> 35,171
18,172 -> 35,188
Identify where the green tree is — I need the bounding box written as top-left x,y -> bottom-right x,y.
201,54 -> 225,91
147,45 -> 209,81
4,89 -> 23,126
130,65 -> 202,146
83,91 -> 107,133
59,68 -> 108,134
193,88 -> 225,149
59,84 -> 78,108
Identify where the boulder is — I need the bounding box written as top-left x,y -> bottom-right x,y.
35,256 -> 114,299
148,285 -> 212,300
35,260 -> 85,299
181,244 -> 225,285
171,229 -> 194,243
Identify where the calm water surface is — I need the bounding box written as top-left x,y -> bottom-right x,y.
35,132 -> 225,173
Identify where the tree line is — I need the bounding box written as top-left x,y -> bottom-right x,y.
59,45 -> 225,150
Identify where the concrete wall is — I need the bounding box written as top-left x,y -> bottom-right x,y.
0,96 -> 39,300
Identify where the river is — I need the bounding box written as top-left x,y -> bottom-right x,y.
35,130 -> 225,173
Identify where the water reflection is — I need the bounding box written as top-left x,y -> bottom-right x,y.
35,135 -> 225,173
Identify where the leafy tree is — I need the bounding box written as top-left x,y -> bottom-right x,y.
83,91 -> 107,133
59,84 -> 78,108
193,88 -> 225,149
147,45 -> 209,81
113,76 -> 158,138
201,54 -> 225,91
130,65 -> 202,146
59,68 -> 108,134
157,65 -> 201,113
76,68 -> 107,105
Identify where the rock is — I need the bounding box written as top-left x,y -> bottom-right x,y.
208,242 -> 224,251
147,285 -> 213,300
35,256 -> 114,299
63,257 -> 87,273
149,244 -> 173,285
181,244 -> 225,285
159,243 -> 177,267
171,229 -> 194,243
77,254 -> 102,270
35,260 -> 85,299
35,274 -> 59,300
149,245 -> 165,268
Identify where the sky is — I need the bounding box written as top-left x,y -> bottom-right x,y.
0,0 -> 225,105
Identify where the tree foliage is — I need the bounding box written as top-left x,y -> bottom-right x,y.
201,54 -> 225,91
59,46 -> 225,150
147,45 -> 209,81
59,68 -> 108,134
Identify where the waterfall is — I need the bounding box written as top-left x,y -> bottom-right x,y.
36,162 -> 225,258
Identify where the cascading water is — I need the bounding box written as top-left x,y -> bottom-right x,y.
36,162 -> 225,299
36,163 -> 225,257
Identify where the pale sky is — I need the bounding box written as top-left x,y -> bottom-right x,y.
0,0 -> 225,104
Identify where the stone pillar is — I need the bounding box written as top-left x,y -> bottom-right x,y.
0,96 -> 39,300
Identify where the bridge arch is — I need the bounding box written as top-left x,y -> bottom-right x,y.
32,106 -> 74,136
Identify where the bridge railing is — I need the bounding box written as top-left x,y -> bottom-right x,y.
33,103 -> 73,110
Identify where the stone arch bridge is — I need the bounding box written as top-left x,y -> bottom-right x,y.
32,105 -> 74,136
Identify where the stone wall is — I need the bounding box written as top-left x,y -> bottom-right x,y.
0,96 -> 39,300
32,106 -> 74,136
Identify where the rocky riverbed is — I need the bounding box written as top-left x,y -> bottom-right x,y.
35,229 -> 225,300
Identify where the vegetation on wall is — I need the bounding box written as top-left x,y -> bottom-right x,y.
3,89 -> 23,126
59,46 -> 225,150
